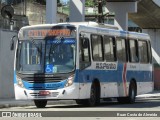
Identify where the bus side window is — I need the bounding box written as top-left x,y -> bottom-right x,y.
138,40 -> 149,63
79,37 -> 91,69
91,34 -> 103,61
116,38 -> 127,62
103,36 -> 116,62
129,39 -> 139,63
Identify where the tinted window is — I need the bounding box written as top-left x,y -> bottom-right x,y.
104,36 -> 115,61
138,40 -> 149,63
129,40 -> 138,62
91,35 -> 103,61
116,38 -> 126,62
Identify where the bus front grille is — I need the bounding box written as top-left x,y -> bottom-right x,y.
23,76 -> 66,83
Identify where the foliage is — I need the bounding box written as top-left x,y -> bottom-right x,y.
28,0 -> 61,5
85,0 -> 106,7
85,0 -> 95,7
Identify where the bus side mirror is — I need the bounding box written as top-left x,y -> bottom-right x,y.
10,35 -> 17,50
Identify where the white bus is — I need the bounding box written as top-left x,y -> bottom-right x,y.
12,22 -> 153,108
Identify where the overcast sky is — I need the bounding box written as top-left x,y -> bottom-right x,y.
153,0 -> 160,7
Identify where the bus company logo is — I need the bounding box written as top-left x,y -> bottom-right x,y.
96,62 -> 117,70
2,112 -> 11,117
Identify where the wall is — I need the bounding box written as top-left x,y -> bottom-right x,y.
0,29 -> 17,98
26,2 -> 68,25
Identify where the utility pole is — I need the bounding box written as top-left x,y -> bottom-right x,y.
97,0 -> 104,23
46,0 -> 57,23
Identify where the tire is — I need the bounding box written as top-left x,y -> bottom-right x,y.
76,83 -> 100,107
127,82 -> 136,104
87,83 -> 100,107
117,82 -> 136,104
34,100 -> 47,108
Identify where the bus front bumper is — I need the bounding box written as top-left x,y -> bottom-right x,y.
14,83 -> 79,100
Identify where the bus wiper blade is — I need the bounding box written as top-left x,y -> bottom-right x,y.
30,38 -> 42,55
50,37 -> 65,50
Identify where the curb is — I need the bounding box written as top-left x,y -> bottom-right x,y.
0,100 -> 76,109
0,103 -> 34,109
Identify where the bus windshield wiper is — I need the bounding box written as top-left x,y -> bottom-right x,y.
30,37 -> 42,55
48,37 -> 65,61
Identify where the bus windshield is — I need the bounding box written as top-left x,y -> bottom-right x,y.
16,38 -> 76,74
45,38 -> 76,73
16,40 -> 44,73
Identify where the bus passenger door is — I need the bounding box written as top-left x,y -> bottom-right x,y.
78,36 -> 91,99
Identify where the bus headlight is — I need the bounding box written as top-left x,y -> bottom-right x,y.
16,76 -> 24,88
65,75 -> 75,87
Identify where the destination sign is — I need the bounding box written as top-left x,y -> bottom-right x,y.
28,29 -> 71,37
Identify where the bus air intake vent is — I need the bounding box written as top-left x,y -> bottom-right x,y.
23,76 -> 66,83
30,92 -> 59,97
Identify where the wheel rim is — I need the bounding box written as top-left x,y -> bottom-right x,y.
131,87 -> 135,100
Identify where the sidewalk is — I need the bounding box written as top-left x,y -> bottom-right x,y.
0,91 -> 160,108
0,99 -> 76,109
136,90 -> 160,98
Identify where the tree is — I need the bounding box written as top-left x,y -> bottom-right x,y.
85,0 -> 106,7
85,0 -> 95,7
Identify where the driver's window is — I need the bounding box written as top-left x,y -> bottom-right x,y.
79,36 -> 91,69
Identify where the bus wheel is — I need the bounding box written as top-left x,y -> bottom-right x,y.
117,82 -> 137,104
117,82 -> 136,104
127,82 -> 136,104
34,100 -> 47,108
87,83 -> 100,107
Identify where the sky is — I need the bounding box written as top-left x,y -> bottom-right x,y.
152,0 -> 160,7
62,0 -> 69,4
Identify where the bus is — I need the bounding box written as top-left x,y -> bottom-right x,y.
12,22 -> 153,108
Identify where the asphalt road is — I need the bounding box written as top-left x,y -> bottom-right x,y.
0,97 -> 160,120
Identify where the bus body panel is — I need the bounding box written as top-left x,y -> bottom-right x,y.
13,22 -> 153,102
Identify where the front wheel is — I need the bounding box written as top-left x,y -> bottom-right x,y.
34,100 -> 47,108
87,83 -> 100,107
76,83 -> 100,107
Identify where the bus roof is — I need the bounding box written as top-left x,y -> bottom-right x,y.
19,22 -> 150,40
20,22 -> 118,30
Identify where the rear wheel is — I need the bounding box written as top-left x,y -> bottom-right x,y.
34,100 -> 47,108
117,81 -> 136,104
127,82 -> 136,103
